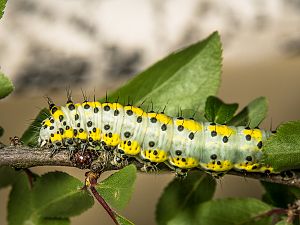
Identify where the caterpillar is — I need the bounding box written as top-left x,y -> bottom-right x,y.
38,97 -> 274,176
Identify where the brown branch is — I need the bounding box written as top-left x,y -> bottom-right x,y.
90,186 -> 120,225
0,145 -> 300,188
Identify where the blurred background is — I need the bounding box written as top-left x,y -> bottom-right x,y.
0,0 -> 300,224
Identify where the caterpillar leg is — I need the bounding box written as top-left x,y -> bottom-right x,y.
50,148 -> 58,158
50,145 -> 62,157
205,170 -> 226,179
111,140 -> 140,166
139,149 -> 168,173
112,154 -> 123,165
174,168 -> 189,179
111,152 -> 129,167
140,161 -> 158,173
129,154 -> 158,173
110,139 -> 142,167
111,154 -> 129,168
67,148 -> 75,160
162,161 -> 189,178
166,157 -> 199,178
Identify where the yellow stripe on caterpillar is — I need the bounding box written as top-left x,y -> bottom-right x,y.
119,140 -> 141,155
243,129 -> 262,141
208,125 -> 235,136
200,160 -> 233,172
141,149 -> 168,163
102,133 -> 121,147
124,106 -> 144,117
89,128 -> 101,141
169,156 -> 199,169
148,112 -> 171,124
63,128 -> 74,139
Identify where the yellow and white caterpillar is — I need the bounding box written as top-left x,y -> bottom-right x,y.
39,99 -> 274,176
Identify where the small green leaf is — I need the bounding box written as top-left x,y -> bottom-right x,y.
156,171 -> 216,225
261,181 -> 300,208
0,126 -> 3,137
7,172 -> 34,225
21,108 -> 50,147
96,165 -> 137,210
116,213 -> 135,225
0,0 -> 7,19
0,166 -> 22,188
32,172 -> 94,218
228,97 -> 268,128
0,72 -> 14,99
262,121 -> 300,171
204,96 -> 238,124
104,32 -> 222,116
168,198 -> 273,225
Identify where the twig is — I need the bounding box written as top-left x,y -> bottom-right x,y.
24,168 -> 35,189
90,186 -> 119,225
1,145 -> 300,188
81,171 -> 120,225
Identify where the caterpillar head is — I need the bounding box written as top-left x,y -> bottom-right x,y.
38,126 -> 49,147
38,118 -> 52,147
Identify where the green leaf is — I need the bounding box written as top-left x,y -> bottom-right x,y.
262,121 -> 300,171
22,32 -> 222,144
0,166 -> 22,188
261,181 -> 300,208
0,72 -> 14,99
275,219 -> 293,225
21,108 -> 50,147
228,97 -> 268,128
7,172 -> 34,225
168,198 -> 273,225
116,213 -> 135,225
96,165 -> 137,210
7,171 -> 83,225
156,171 -> 216,225
104,32 -> 222,116
289,186 -> 300,198
0,0 -> 7,19
32,171 -> 94,218
204,96 -> 238,124
0,126 -> 3,137
181,109 -> 206,122
36,218 -> 70,225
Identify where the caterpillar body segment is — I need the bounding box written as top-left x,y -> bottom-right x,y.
38,100 -> 274,176
118,105 -> 146,156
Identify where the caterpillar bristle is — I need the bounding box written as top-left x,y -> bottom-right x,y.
66,86 -> 73,103
115,96 -> 120,104
137,100 -> 144,108
80,88 -> 88,102
105,91 -> 108,103
44,95 -> 54,109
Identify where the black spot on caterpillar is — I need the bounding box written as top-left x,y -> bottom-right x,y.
38,99 -> 274,176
